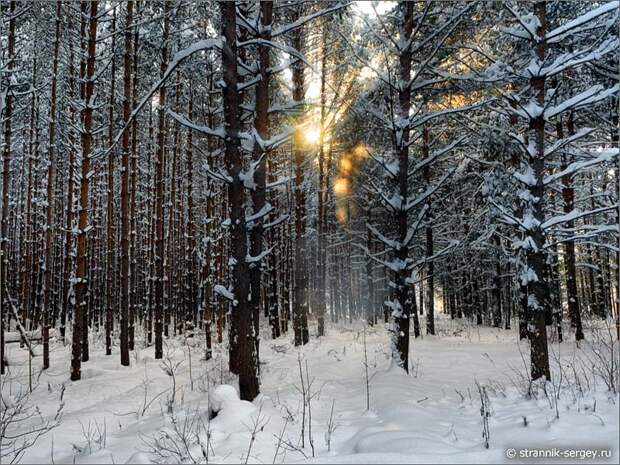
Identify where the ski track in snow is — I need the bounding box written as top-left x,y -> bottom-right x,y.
2,317 -> 618,464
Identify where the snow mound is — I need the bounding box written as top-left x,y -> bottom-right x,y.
351,430 -> 462,455
209,384 -> 240,413
208,384 -> 257,431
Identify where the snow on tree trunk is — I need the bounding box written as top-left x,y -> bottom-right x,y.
72,0 -> 99,381
220,0 -> 259,401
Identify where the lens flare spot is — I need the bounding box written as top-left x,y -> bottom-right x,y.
336,205 -> 347,224
340,157 -> 352,175
333,177 -> 349,196
353,144 -> 367,158
304,126 -> 321,145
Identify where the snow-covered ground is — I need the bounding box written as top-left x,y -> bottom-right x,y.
2,316 -> 618,464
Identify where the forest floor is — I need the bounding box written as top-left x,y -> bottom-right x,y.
2,315 -> 619,464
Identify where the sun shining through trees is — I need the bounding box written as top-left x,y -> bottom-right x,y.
303,125 -> 321,145
1,0 -> 619,463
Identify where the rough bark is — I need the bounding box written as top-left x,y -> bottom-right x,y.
292,11 -> 309,347
527,0 -> 551,381
105,9 -> 117,357
1,0 -> 16,375
392,1 -> 414,372
249,0 -> 273,360
612,95 -> 619,339
41,0 -> 62,370
154,1 -> 170,360
72,0 -> 99,381
119,0 -> 134,366
185,91 -> 196,334
220,0 -> 259,401
61,45 -> 77,345
492,237 -> 502,328
316,19 -> 329,337
559,113 -> 584,340
423,125 -> 435,335
128,1 -> 140,350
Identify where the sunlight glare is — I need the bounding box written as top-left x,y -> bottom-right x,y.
304,126 -> 321,145
353,144 -> 367,159
354,1 -> 396,16
334,177 -> 349,196
336,205 -> 347,224
340,157 -> 352,175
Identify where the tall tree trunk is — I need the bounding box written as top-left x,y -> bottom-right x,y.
316,18 -> 329,337
559,113 -> 584,340
202,71 -> 216,359
611,95 -> 619,339
526,0 -> 550,381
154,1 -> 170,360
423,125 -> 435,335
185,91 -> 196,335
1,0 -> 16,375
281,216 -> 291,334
147,127 -> 156,345
366,201 -> 375,325
267,153 -> 281,339
119,0 -> 134,366
392,1 -> 414,371
129,1 -> 140,350
105,9 -> 117,357
61,46 -> 77,344
42,1 -> 62,370
22,22 -> 41,338
20,150 -> 34,343
72,0 -> 99,381
492,237 -> 502,328
220,0 -> 259,401
249,0 -> 273,360
505,275 -> 512,329
166,78 -> 181,336
292,11 -> 309,346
